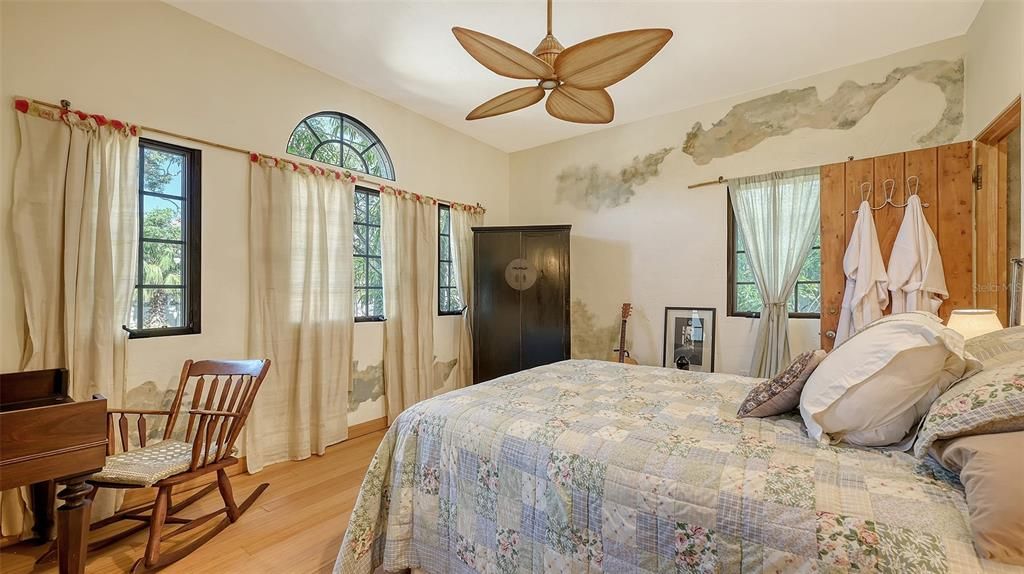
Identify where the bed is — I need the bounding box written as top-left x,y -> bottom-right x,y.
334,360 -> 1021,573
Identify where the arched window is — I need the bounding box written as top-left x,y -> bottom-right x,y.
286,112 -> 395,180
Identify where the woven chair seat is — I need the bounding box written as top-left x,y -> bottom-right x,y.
92,440 -> 234,487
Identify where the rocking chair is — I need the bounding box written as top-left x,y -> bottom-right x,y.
44,359 -> 271,572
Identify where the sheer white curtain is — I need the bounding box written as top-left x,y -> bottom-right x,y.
381,193 -> 436,424
246,157 -> 354,472
729,167 -> 820,378
450,208 -> 484,389
4,101 -> 138,537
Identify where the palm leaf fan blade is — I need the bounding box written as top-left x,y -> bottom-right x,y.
467,87 -> 546,120
545,86 -> 614,124
555,29 -> 673,90
452,27 -> 554,80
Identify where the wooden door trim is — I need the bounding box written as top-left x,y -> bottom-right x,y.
977,96 -> 1021,145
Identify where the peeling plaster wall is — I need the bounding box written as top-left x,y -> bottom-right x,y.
510,38 -> 966,376
0,1 -> 507,425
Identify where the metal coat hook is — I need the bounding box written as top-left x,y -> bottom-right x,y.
888,175 -> 931,208
850,182 -> 887,213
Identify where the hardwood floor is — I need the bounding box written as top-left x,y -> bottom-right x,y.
0,429 -> 385,574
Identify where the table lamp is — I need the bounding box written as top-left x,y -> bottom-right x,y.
947,309 -> 1003,339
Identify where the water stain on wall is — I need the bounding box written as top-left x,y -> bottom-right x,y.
683,59 -> 964,165
125,381 -> 184,442
555,147 -> 673,212
349,360 -> 384,412
571,298 -> 628,360
433,357 -> 458,391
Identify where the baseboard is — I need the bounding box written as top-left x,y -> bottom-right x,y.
349,416 -> 387,439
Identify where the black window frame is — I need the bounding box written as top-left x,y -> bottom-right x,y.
726,195 -> 821,319
127,138 -> 202,339
354,186 -> 385,322
437,204 -> 462,316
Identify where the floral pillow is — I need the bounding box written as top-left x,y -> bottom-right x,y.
913,360 -> 1024,457
737,350 -> 826,418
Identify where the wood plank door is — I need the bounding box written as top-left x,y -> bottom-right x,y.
820,163 -> 846,350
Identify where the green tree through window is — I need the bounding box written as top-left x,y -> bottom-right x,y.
287,112 -> 394,180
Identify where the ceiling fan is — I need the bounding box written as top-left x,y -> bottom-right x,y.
452,0 -> 672,124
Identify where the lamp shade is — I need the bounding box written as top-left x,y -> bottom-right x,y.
947,309 -> 1003,339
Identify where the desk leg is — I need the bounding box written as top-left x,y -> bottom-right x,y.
56,476 -> 92,574
29,480 -> 56,543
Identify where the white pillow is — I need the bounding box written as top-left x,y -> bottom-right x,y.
800,312 -> 980,448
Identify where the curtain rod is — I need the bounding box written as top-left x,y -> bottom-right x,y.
26,97 -> 486,214
688,158 -> 856,190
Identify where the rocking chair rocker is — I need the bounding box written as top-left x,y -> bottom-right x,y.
42,359 -> 271,572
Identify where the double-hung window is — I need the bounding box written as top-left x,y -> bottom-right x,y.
128,139 -> 201,337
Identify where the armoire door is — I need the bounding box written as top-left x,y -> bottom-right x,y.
473,231 -> 522,383
520,230 -> 570,369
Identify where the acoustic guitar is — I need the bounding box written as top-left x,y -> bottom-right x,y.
609,303 -> 639,365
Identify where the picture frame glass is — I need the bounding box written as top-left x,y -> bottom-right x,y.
663,307 -> 716,372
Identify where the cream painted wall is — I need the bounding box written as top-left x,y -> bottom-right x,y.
509,38 -> 966,376
0,0 -> 509,425
964,0 -> 1022,138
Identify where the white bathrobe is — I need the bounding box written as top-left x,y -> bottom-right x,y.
835,200 -> 889,346
887,194 -> 947,314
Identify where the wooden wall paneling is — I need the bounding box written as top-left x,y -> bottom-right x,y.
844,159 -> 875,243
998,139 -> 1009,323
936,142 -> 974,321
975,141 -> 1000,315
873,153 -> 906,269
819,163 -> 847,350
904,147 -> 939,233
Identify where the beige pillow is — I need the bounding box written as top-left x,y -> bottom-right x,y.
931,432 -> 1024,565
737,350 -> 826,417
800,312 -> 979,448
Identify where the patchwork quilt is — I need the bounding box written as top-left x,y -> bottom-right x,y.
334,360 -> 1020,573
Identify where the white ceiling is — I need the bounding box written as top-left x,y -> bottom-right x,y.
169,0 -> 982,152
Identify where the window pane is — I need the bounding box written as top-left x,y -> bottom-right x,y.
353,256 -> 367,287
736,252 -> 755,284
141,288 -> 184,328
142,148 -> 184,196
287,124 -> 318,157
141,242 -> 183,285
368,257 -> 382,288
440,261 -> 451,288
354,192 -> 367,224
307,115 -> 341,141
368,288 -> 384,317
313,142 -> 341,166
440,235 -> 451,262
797,283 -> 822,314
439,288 -> 449,313
368,226 -> 381,257
354,224 -> 367,256
799,248 -> 821,282
735,284 -> 762,313
439,207 -> 450,235
368,194 -> 381,224
142,195 -> 183,241
787,294 -> 796,313
354,288 -> 367,317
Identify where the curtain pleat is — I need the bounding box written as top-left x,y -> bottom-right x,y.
4,109 -> 137,537
729,167 -> 820,378
245,159 -> 354,473
451,209 -> 483,389
381,194 -> 437,424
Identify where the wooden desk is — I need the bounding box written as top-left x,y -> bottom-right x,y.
0,369 -> 107,574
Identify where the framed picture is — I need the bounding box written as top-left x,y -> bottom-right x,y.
662,307 -> 716,372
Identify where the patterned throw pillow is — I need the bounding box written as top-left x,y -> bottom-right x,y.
737,350 -> 827,418
966,326 -> 1024,368
913,360 -> 1024,457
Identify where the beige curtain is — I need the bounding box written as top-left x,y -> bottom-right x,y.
450,208 -> 483,389
4,102 -> 138,537
381,193 -> 436,424
729,167 -> 820,378
246,157 -> 354,473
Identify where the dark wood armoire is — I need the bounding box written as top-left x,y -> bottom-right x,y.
473,225 -> 571,384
